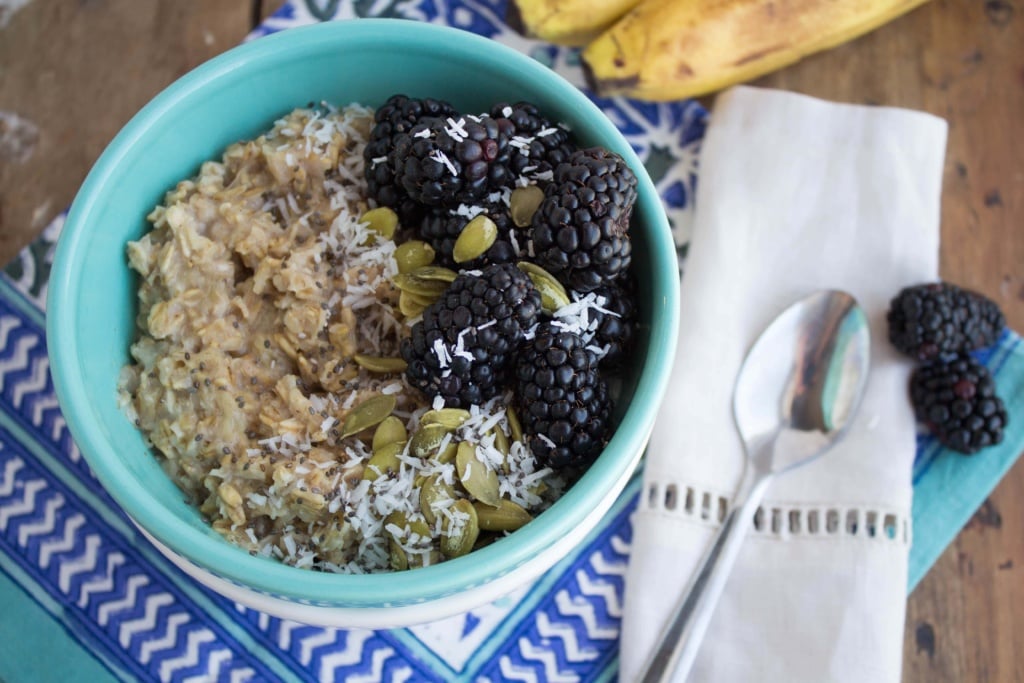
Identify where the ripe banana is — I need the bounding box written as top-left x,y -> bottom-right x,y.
582,0 -> 931,101
506,0 -> 641,47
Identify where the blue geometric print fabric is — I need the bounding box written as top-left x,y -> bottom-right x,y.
1,2 -> 1022,681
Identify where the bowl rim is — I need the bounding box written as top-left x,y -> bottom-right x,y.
46,18 -> 680,607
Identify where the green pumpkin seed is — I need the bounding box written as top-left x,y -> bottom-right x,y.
517,262 -> 570,312
393,273 -> 450,298
534,278 -> 572,313
435,441 -> 458,465
372,416 -> 408,451
506,406 -> 524,443
385,511 -> 432,539
360,207 -> 399,241
394,240 -> 435,274
441,499 -> 480,558
374,439 -> 407,459
474,499 -> 533,532
510,185 -> 545,227
362,441 -> 404,481
453,215 -> 497,264
409,266 -> 458,283
420,475 -> 456,525
398,290 -> 431,318
410,423 -> 452,458
384,511 -> 436,570
389,539 -> 408,571
384,511 -> 409,532
339,394 -> 397,439
402,290 -> 438,307
420,408 -> 471,430
354,354 -> 408,374
492,428 -> 510,457
456,441 -> 500,507
492,429 -> 511,474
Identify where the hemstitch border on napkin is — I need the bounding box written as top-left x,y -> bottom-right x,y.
640,479 -> 911,545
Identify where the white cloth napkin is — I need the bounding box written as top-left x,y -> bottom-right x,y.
620,86 -> 948,682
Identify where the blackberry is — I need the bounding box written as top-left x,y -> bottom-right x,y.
910,355 -> 1007,454
401,264 -> 541,407
887,282 -> 1004,361
490,101 -> 577,183
551,282 -> 637,367
586,283 -> 636,366
391,114 -> 514,208
364,94 -> 457,225
418,204 -> 521,269
514,323 -> 612,469
531,147 -> 638,292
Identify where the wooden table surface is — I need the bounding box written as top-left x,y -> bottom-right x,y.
1,1 -> 1020,680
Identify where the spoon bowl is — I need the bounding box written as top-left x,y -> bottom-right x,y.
734,289 -> 871,474
640,289 -> 871,682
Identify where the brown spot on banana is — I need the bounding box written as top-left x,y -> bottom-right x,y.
582,60 -> 641,95
611,33 -> 627,68
675,62 -> 695,78
735,45 -> 786,66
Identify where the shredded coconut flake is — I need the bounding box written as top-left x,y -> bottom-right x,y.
430,149 -> 459,177
444,117 -> 468,142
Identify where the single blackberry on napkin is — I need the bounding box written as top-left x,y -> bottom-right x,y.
531,147 -> 637,292
364,94 -> 457,226
910,355 -> 1008,454
887,282 -> 1005,361
401,263 -> 541,407
514,323 -> 612,469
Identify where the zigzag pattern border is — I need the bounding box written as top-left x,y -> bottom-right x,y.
472,500 -> 632,683
232,606 -> 436,682
0,304 -> 93,482
0,441 -> 267,682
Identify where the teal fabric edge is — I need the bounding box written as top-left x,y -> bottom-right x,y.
907,333 -> 1024,591
0,561 -> 125,683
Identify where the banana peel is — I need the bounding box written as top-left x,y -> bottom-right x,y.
507,0 -> 641,47
582,0 -> 932,101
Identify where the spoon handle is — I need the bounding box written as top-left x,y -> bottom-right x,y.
638,466 -> 773,682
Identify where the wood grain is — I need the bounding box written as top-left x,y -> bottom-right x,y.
0,1 -> 1020,681
0,0 -> 259,267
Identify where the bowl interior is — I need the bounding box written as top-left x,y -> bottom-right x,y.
48,19 -> 679,607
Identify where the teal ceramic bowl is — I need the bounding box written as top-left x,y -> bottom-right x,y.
47,19 -> 679,626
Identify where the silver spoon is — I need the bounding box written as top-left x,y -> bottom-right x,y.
638,289 -> 871,682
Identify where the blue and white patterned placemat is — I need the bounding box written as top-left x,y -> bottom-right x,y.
1,1 -> 1021,681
